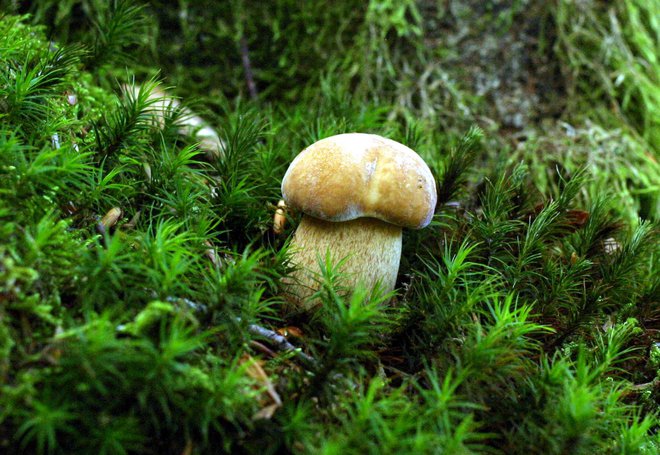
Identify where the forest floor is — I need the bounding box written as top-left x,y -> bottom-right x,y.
1,1 -> 658,453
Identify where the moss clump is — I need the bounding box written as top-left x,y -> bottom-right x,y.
1,3 -> 658,454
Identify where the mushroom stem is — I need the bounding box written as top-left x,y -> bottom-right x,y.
282,215 -> 402,309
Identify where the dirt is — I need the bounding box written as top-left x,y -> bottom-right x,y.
421,0 -> 566,131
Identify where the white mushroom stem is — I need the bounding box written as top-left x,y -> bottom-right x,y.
282,215 -> 402,309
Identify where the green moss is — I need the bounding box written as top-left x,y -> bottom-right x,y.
554,0 -> 659,153
0,4 -> 658,453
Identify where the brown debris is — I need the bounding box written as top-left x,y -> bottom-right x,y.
273,199 -> 287,235
97,207 -> 123,235
240,353 -> 282,420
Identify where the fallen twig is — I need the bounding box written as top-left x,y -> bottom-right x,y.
245,320 -> 316,367
164,297 -> 316,367
239,35 -> 258,100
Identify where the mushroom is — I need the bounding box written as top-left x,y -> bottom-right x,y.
122,84 -> 224,160
280,133 -> 437,309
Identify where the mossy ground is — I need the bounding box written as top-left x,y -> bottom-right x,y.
0,1 -> 658,453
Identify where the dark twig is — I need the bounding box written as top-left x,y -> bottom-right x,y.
239,35 -> 258,100
246,321 -> 316,366
164,297 -> 316,367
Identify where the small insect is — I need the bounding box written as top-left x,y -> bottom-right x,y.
273,199 -> 287,235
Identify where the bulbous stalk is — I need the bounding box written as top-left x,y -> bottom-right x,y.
282,214 -> 402,310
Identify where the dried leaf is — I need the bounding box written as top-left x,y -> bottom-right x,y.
240,354 -> 282,420
276,326 -> 304,338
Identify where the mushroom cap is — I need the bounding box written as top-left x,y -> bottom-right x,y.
281,133 -> 437,229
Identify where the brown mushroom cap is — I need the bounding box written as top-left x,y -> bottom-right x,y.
281,133 -> 437,229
